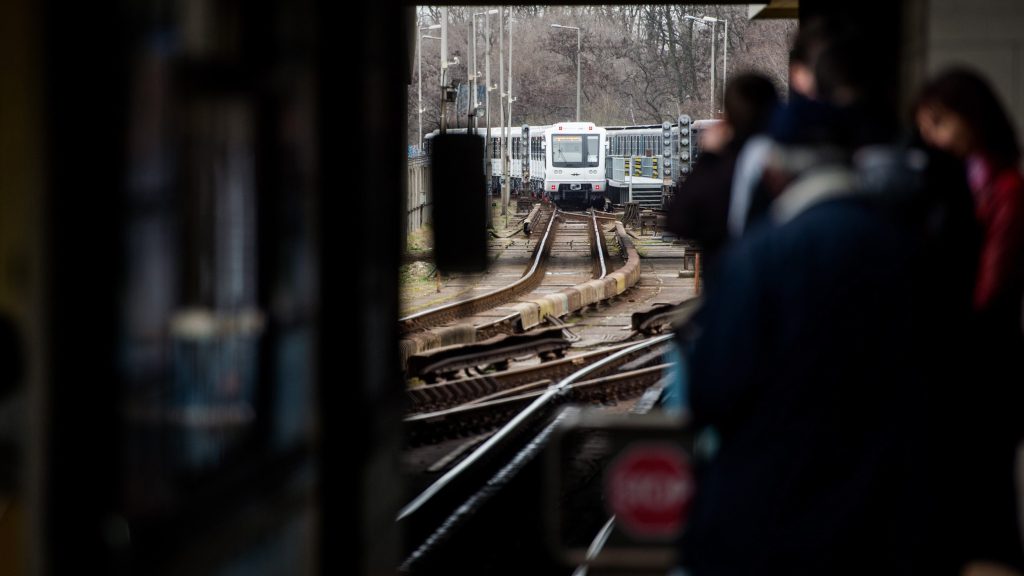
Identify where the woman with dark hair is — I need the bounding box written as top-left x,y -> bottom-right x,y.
916,67 -> 1024,317
915,68 -> 1024,573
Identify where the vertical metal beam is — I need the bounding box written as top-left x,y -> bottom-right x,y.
576,27 -> 581,121
42,0 -> 127,571
418,31 -> 423,147
321,0 -> 406,573
498,7 -> 505,226
440,7 -> 448,134
470,15 -> 476,134
710,19 -> 716,116
722,19 -> 728,110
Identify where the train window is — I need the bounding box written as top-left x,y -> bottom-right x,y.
586,135 -> 599,164
552,135 -> 583,166
552,134 -> 601,168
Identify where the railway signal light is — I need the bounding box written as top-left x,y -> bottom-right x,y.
661,121 -> 672,175
677,115 -> 692,176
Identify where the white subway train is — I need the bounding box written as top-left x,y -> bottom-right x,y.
424,117 -> 715,209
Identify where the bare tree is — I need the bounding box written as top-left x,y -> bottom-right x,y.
408,5 -> 795,143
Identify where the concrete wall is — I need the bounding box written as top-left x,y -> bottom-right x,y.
924,0 -> 1024,138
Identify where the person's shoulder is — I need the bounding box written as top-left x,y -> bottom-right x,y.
788,195 -> 883,231
992,165 -> 1024,197
782,196 -> 912,263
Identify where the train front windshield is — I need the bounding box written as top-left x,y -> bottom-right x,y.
551,134 -> 600,168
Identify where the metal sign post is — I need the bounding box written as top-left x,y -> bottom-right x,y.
628,155 -> 634,203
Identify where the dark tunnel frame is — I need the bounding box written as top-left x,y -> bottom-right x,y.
34,0 -> 905,574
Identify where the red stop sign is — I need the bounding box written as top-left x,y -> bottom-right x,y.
605,443 -> 693,539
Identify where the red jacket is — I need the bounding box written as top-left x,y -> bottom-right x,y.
967,154 -> 1024,312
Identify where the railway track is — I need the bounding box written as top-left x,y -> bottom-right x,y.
399,207 -> 634,376
400,208 -> 616,334
405,362 -> 669,446
404,333 -> 672,444
405,326 -> 572,384
398,334 -> 676,571
405,337 -> 663,412
399,205 -> 560,333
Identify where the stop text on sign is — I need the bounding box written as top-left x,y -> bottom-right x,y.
605,442 -> 693,539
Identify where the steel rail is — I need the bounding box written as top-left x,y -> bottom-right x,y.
398,207 -> 559,332
406,339 -> 647,413
398,333 -> 674,520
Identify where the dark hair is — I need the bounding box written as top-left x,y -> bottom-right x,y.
915,68 -> 1020,169
724,73 -> 779,144
815,36 -> 872,106
789,16 -> 848,68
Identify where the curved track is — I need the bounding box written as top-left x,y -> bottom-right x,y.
399,207 -> 559,333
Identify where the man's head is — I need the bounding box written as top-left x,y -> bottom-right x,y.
724,73 -> 779,145
788,17 -> 845,99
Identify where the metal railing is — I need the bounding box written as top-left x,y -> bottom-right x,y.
608,155 -> 664,181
